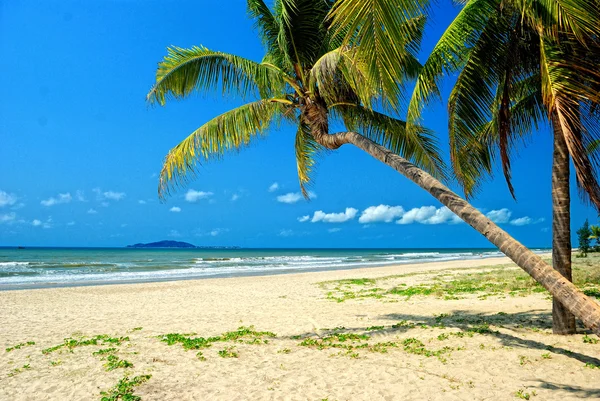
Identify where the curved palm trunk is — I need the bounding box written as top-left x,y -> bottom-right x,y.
551,114 -> 577,334
316,130 -> 600,335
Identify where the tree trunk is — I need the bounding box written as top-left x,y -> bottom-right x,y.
321,130 -> 600,336
551,113 -> 577,334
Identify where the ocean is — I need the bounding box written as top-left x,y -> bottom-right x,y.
0,247 -> 549,290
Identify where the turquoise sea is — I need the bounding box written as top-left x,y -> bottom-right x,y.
0,247 -> 549,290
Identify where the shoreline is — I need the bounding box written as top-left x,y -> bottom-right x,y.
0,252 -> 549,292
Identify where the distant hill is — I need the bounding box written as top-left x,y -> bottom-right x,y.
126,240 -> 197,249
126,240 -> 239,249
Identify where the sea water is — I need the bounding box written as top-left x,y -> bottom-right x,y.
0,247 -> 549,290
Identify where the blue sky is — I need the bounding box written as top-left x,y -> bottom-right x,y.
0,0 -> 596,248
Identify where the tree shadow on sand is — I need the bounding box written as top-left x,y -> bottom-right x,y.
377,309 -> 600,367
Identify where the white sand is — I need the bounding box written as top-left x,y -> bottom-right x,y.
1,255 -> 599,400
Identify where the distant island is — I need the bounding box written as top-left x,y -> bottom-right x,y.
126,240 -> 239,249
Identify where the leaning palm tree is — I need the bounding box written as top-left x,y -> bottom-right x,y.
398,0 -> 600,334
148,0 -> 600,335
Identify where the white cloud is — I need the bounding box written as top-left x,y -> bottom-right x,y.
277,192 -> 302,204
268,182 -> 279,192
168,229 -> 182,238
75,190 -> 86,202
328,228 -> 342,233
170,206 -> 181,213
102,191 -> 125,201
100,202 -> 110,207
510,217 -> 545,226
41,192 -> 72,207
0,191 -> 17,207
359,205 -> 405,223
231,194 -> 239,201
486,208 -> 512,224
67,221 -> 76,226
87,208 -> 98,214
312,208 -> 358,223
0,213 -> 16,223
278,229 -> 294,237
138,200 -> 147,204
32,217 -> 52,229
298,215 -> 310,223
396,206 -> 462,225
510,216 -> 532,226
277,191 -> 316,204
185,189 -> 213,202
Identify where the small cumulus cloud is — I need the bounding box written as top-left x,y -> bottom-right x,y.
328,228 -> 342,233
278,229 -> 294,237
185,189 -> 213,203
170,206 -> 182,213
359,205 -> 405,224
0,212 -> 16,223
138,200 -> 147,204
32,217 -> 53,229
277,191 -> 316,204
41,192 -> 72,207
268,182 -> 279,192
231,194 -> 240,201
87,208 -> 98,214
298,215 -> 310,223
0,191 -> 18,207
67,221 -> 76,226
396,206 -> 461,225
486,208 -> 512,224
510,217 -> 545,226
75,190 -> 86,202
168,229 -> 182,238
102,191 -> 125,201
311,208 -> 358,223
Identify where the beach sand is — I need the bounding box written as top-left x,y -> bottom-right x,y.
1,255 -> 599,400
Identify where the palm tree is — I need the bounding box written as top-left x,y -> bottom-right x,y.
147,0 -> 600,335
393,0 -> 600,334
590,225 -> 600,247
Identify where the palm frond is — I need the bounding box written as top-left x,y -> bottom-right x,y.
406,0 -> 501,132
276,0 -> 332,71
328,1 -> 427,110
524,0 -> 600,44
540,37 -> 600,210
147,46 -> 285,105
159,100 -> 286,198
308,47 -> 375,108
333,104 -> 447,180
295,122 -> 326,198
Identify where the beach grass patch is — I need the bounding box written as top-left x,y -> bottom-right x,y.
218,346 -> 239,358
583,335 -> 599,344
93,348 -> 117,356
5,341 -> 35,352
100,374 -> 151,401
42,335 -> 129,355
104,355 -> 133,371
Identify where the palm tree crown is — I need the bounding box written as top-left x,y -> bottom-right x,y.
147,0 -> 445,199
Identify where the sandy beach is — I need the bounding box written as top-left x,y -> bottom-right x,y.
1,254 -> 599,401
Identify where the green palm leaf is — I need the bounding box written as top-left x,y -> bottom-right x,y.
333,104 -> 447,180
147,46 -> 285,105
159,100 -> 285,198
295,122 -> 326,198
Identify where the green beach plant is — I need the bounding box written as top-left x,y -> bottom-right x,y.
578,220 -> 592,257
147,0 -> 600,336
